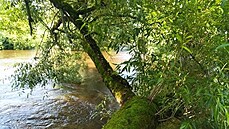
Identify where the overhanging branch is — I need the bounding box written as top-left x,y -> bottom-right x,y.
50,0 -> 96,17
49,0 -> 135,105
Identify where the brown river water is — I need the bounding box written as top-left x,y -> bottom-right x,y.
0,50 -> 131,129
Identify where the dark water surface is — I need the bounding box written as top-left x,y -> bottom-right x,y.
0,50 -> 128,129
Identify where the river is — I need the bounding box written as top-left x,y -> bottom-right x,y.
0,50 -> 130,129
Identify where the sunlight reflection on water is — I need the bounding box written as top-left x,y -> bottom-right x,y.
0,50 -> 121,129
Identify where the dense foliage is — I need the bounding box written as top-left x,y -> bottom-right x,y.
2,0 -> 229,128
0,0 -> 41,49
127,1 -> 229,128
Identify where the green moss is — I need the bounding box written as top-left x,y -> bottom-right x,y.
103,96 -> 157,129
156,117 -> 181,129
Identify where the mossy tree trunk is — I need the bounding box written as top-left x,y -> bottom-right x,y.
103,96 -> 158,129
49,0 -> 158,128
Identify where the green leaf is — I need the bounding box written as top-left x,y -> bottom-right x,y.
225,108 -> 229,125
80,22 -> 87,31
182,46 -> 192,54
176,34 -> 182,43
215,43 -> 229,50
185,35 -> 193,40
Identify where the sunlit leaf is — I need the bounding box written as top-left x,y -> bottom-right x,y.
226,109 -> 229,125
182,46 -> 192,54
176,34 -> 182,43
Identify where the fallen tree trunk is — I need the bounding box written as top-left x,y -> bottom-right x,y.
49,0 -> 158,128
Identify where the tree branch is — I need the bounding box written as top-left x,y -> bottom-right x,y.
50,0 -> 96,17
189,54 -> 208,75
50,17 -> 62,33
89,13 -> 137,23
24,0 -> 33,35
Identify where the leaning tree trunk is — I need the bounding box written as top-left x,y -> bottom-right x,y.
49,0 -> 158,128
50,0 -> 134,105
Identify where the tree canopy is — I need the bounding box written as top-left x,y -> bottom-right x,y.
1,0 -> 229,128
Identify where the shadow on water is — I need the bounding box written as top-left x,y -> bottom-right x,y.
0,50 -> 123,129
